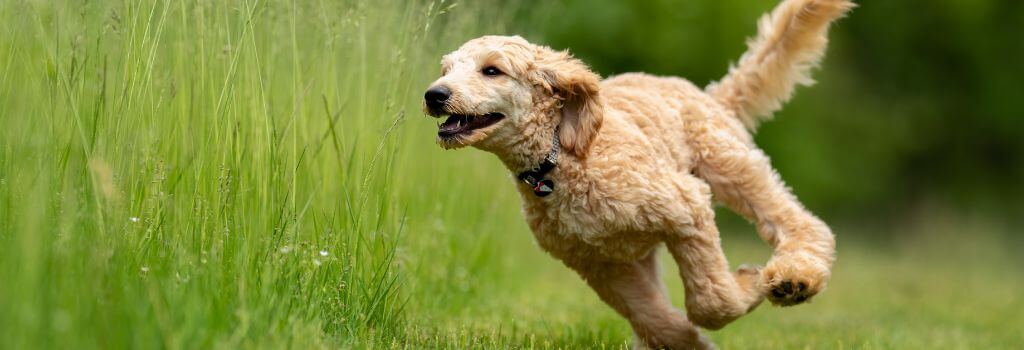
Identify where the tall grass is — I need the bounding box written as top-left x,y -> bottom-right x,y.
0,0 -> 502,348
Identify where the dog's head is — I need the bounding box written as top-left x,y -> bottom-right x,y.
423,35 -> 603,158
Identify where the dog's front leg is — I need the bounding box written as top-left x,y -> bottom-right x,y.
663,193 -> 765,328
564,250 -> 715,350
691,119 -> 836,306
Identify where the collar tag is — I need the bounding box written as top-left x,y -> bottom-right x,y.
532,179 -> 554,196
516,132 -> 560,198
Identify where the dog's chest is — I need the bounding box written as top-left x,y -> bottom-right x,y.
516,185 -> 663,263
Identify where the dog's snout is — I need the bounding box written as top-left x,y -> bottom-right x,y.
424,86 -> 451,110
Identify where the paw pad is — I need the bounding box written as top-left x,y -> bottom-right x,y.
767,280 -> 811,306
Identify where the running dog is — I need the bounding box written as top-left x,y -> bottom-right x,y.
423,0 -> 853,348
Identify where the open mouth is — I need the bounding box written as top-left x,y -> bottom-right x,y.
437,113 -> 505,138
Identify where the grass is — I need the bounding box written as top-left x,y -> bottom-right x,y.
0,0 -> 1021,349
391,205 -> 1024,349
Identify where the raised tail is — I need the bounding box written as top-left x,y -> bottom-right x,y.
707,0 -> 855,131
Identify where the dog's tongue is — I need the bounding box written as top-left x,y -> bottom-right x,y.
439,115 -> 469,134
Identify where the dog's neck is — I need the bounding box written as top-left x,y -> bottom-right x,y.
484,99 -> 563,174
492,129 -> 558,174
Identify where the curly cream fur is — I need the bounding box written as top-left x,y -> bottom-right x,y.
425,1 -> 853,348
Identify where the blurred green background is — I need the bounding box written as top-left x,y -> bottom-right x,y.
0,0 -> 1021,349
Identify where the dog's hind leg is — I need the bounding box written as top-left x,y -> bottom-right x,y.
567,250 -> 715,350
689,118 -> 835,306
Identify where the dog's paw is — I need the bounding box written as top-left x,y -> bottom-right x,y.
735,264 -> 766,311
761,253 -> 830,306
685,264 -> 766,330
766,279 -> 812,306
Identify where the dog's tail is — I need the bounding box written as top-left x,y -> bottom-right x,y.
707,0 -> 854,131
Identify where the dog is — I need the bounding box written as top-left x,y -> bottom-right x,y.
423,0 -> 853,348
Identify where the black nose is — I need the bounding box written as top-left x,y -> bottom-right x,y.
424,86 -> 451,110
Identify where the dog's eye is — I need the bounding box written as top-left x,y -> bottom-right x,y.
481,66 -> 503,76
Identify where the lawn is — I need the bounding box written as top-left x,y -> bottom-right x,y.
0,0 -> 1020,349
397,213 -> 1024,349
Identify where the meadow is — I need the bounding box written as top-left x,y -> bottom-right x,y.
1,0 -> 1021,349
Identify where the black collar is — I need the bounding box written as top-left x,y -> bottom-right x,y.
517,132 -> 559,197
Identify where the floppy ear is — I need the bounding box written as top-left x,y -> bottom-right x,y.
535,51 -> 604,158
